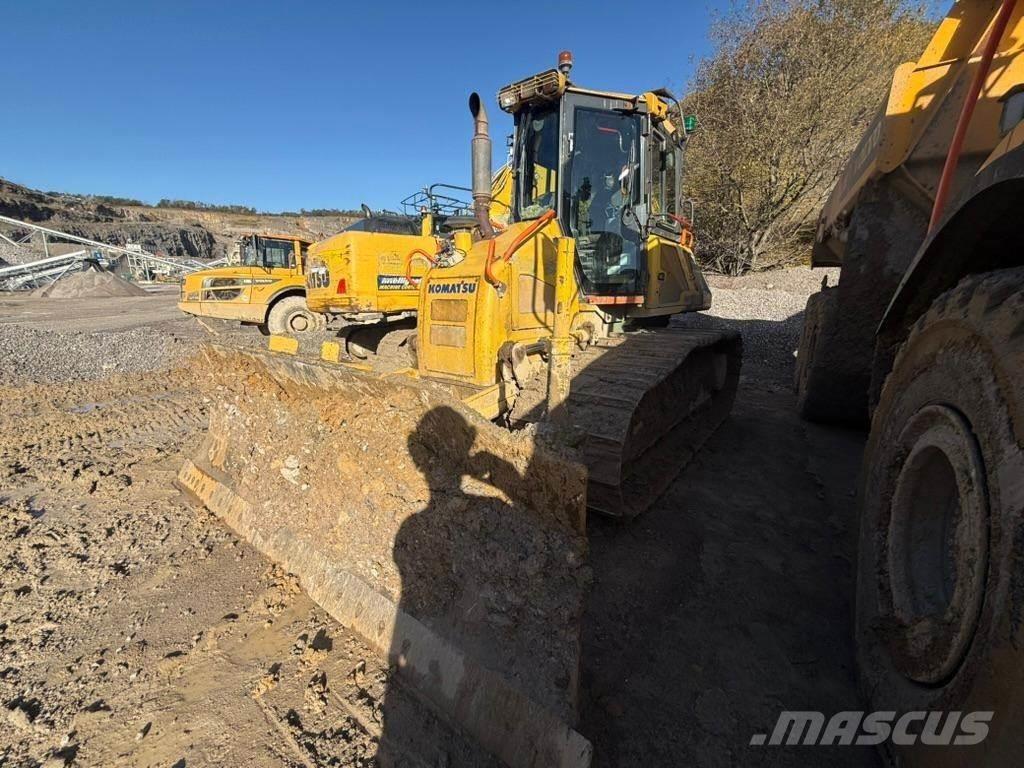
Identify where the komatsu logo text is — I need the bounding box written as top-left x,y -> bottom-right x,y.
428,281 -> 477,295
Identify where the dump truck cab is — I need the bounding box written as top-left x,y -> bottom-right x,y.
179,233 -> 318,333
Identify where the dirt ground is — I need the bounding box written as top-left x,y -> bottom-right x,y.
0,278 -> 880,767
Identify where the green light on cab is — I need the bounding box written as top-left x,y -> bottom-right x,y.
683,115 -> 698,133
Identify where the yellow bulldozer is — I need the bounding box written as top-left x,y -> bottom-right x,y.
795,1 -> 1024,764
178,53 -> 740,767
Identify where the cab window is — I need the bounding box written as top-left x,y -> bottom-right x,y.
241,239 -> 259,266
261,238 -> 294,269
517,106 -> 559,220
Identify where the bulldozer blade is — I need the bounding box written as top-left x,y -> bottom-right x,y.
176,345 -> 593,768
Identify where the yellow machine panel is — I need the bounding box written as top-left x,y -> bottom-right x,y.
634,237 -> 711,317
304,230 -> 435,317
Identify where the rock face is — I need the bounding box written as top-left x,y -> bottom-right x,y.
46,219 -> 221,260
0,178 -> 358,262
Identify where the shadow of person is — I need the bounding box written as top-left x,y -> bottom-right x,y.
373,405 -> 513,766
374,404 -> 587,767
392,406 -> 486,631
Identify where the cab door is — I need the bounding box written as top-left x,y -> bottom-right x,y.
248,236 -> 296,305
641,126 -> 709,313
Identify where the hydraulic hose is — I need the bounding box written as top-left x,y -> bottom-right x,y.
405,247 -> 438,287
929,0 -> 1016,233
483,209 -> 558,293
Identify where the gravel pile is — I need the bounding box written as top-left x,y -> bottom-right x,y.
706,265 -> 840,294
31,266 -> 148,298
679,265 -> 838,382
0,325 -> 195,384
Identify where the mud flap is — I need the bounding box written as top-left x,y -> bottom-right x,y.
177,345 -> 592,768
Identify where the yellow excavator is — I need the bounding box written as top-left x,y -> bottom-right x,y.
306,175 -> 512,358
178,53 -> 740,767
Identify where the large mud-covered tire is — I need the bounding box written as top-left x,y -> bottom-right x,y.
793,285 -> 868,424
856,268 -> 1024,766
265,295 -> 325,336
794,287 -> 838,414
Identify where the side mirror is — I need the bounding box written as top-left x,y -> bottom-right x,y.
289,251 -> 297,270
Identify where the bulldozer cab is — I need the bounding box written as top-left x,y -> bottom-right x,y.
504,75 -> 692,307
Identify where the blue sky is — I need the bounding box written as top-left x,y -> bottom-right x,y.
2,1 -> 725,212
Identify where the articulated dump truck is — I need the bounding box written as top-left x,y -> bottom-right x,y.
178,233 -> 324,335
177,53 -> 740,767
797,2 -> 1024,765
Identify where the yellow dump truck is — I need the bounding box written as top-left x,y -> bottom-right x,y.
178,233 -> 324,335
796,2 -> 1024,764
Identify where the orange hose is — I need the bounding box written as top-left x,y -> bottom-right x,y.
405,247 -> 438,287
500,209 -> 556,264
483,239 -> 499,289
483,209 -> 557,291
929,0 -> 1016,233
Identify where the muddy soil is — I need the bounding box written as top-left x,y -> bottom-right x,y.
0,279 -> 878,767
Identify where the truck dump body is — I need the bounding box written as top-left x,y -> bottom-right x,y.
814,0 -> 1024,267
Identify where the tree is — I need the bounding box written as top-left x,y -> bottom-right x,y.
682,0 -> 933,274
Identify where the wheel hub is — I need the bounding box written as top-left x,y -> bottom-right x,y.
288,313 -> 311,333
883,404 -> 989,684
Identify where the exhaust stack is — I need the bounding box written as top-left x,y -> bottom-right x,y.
469,92 -> 495,239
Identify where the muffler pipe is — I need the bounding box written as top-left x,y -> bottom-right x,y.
469,92 -> 495,239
